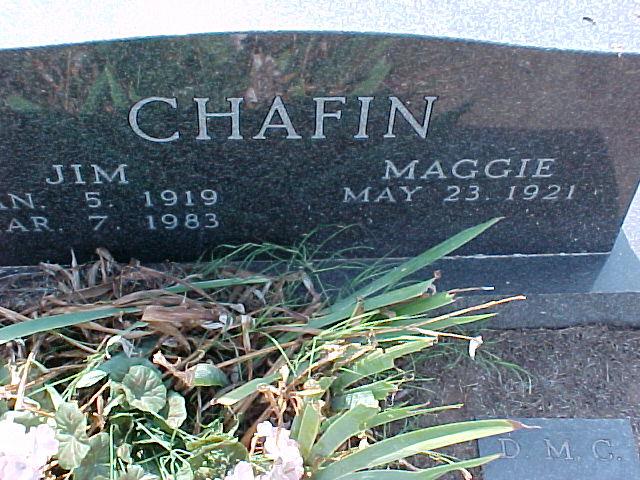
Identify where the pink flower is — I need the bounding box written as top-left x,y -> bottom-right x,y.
224,461 -> 257,480
224,422 -> 304,480
0,418 -> 58,480
255,422 -> 304,480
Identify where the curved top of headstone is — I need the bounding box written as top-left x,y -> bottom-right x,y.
2,0 -> 640,54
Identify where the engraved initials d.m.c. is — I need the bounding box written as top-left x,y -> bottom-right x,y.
544,439 -> 574,460
497,437 -> 521,459
592,439 -> 615,461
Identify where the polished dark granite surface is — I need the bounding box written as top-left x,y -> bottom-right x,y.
0,33 -> 638,277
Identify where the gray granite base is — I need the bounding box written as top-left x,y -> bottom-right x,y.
478,418 -> 640,480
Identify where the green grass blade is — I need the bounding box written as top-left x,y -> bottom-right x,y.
164,276 -> 270,294
323,454 -> 501,480
311,280 -> 434,329
311,404 -> 379,462
294,400 -> 324,461
364,404 -> 463,430
326,218 -> 501,314
331,381 -> 398,410
391,293 -> 454,317
0,307 -> 140,344
313,419 -> 521,480
332,340 -> 434,392
419,313 -> 496,331
379,314 -> 495,334
213,373 -> 280,406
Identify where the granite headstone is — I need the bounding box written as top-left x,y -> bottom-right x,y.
1,27 -> 640,323
478,418 -> 640,480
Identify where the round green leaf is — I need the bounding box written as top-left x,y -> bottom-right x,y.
190,363 -> 229,387
121,365 -> 167,413
55,402 -> 91,470
164,391 -> 187,429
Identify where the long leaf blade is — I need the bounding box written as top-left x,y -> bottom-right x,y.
214,373 -> 280,406
327,218 -> 502,313
328,454 -> 501,480
0,307 -> 139,344
165,276 -> 270,294
332,340 -> 434,392
311,280 -> 434,329
313,419 -> 521,480
311,404 -> 379,462
295,400 -> 324,461
364,404 -> 463,430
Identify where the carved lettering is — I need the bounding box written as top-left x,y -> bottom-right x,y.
45,164 -> 128,185
399,186 -> 422,201
312,97 -> 346,139
383,160 -> 419,180
544,439 -> 574,460
253,96 -> 302,140
498,437 -> 521,459
0,193 -> 35,210
92,164 -> 129,184
533,158 -> 555,178
592,439 -> 615,461
343,187 -> 371,203
451,159 -> 479,179
354,96 -> 374,139
485,159 -> 512,179
419,161 -> 447,179
194,97 -> 243,140
4,217 -> 52,233
128,95 -> 441,141
384,96 -> 438,139
128,97 -> 179,143
374,187 -> 396,203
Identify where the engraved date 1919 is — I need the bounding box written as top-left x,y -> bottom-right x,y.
143,189 -> 221,230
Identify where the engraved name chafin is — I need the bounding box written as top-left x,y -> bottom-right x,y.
128,95 -> 438,142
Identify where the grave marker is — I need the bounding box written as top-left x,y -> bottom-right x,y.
1,12 -> 640,326
478,418 -> 640,480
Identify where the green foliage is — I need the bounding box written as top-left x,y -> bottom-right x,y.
294,399 -> 325,460
1,218 -> 526,479
189,363 -> 229,387
214,373 -> 281,406
73,433 -> 111,480
310,403 -> 379,462
313,421 -> 519,480
0,307 -> 140,344
163,391 -> 187,429
55,402 -> 91,470
121,365 -> 167,414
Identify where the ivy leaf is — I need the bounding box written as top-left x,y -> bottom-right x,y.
189,363 -> 229,387
164,391 -> 187,429
73,432 -> 111,480
121,365 -> 167,413
99,353 -> 156,382
55,402 -> 91,470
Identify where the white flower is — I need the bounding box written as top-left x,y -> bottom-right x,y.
0,418 -> 58,480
